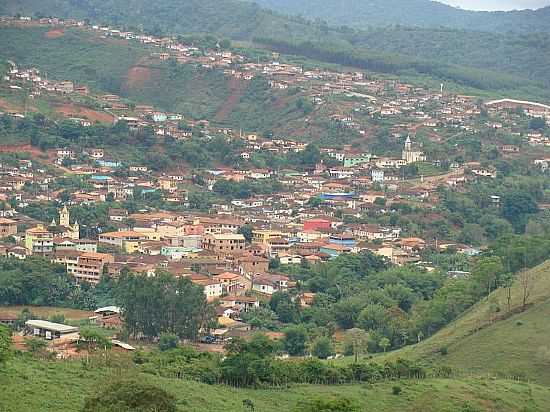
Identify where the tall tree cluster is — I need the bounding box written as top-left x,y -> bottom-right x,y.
114,271 -> 214,341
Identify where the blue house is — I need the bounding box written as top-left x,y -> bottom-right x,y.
328,233 -> 356,248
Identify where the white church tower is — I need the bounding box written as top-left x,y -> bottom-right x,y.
402,135 -> 426,164
59,205 -> 70,227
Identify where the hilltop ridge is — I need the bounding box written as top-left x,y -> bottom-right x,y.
253,0 -> 550,32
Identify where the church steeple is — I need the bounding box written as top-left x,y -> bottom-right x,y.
404,135 -> 412,152
59,205 -> 70,227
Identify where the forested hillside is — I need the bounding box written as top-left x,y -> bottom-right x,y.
253,0 -> 550,33
0,0 -> 310,40
255,36 -> 549,100
345,27 -> 550,87
4,0 -> 550,100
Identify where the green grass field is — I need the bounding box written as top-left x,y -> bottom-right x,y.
2,356 -> 550,412
373,261 -> 550,385
3,263 -> 550,411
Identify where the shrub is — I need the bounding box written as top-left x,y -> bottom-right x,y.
440,346 -> 448,356
392,385 -> 402,395
293,397 -> 358,412
82,378 -> 177,412
159,333 -> 179,352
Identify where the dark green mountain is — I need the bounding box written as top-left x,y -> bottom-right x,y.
253,0 -> 550,33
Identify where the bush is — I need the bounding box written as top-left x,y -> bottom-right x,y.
82,378 -> 177,412
440,346 -> 448,356
159,333 -> 179,352
293,397 -> 358,412
0,324 -> 13,365
392,385 -> 402,395
346,362 -> 384,382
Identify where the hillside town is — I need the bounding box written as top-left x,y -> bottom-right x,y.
1,14 -> 550,353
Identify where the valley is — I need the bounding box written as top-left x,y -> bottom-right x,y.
1,3 -> 550,412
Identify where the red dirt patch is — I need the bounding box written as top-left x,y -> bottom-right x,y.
0,144 -> 43,158
214,77 -> 250,122
0,97 -> 21,113
0,305 -> 93,320
55,103 -> 115,124
126,66 -> 152,90
46,28 -> 65,39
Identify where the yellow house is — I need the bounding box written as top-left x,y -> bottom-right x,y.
98,230 -> 153,253
252,229 -> 285,245
134,227 -> 162,241
25,225 -> 54,255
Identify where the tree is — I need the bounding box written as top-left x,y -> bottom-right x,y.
78,328 -> 112,365
269,292 -> 299,323
241,307 -> 278,330
49,313 -> 66,324
357,304 -> 388,331
269,257 -> 280,270
519,269 -> 535,311
188,191 -> 212,210
502,192 -> 539,232
59,190 -> 71,204
471,256 -> 505,298
528,117 -> 546,130
343,328 -> 369,363
115,272 -> 213,340
311,336 -> 334,359
82,378 -> 177,412
333,297 -> 364,329
284,325 -> 308,356
238,224 -> 254,243
0,325 -> 12,365
221,334 -> 277,387
379,337 -> 391,353
298,144 -> 321,168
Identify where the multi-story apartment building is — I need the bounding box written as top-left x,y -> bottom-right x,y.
24,225 -> 54,255
202,233 -> 245,255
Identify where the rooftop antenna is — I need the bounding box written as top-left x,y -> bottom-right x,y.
440,83 -> 444,95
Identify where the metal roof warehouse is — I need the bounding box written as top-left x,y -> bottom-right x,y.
25,320 -> 79,339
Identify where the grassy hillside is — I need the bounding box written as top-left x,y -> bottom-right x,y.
253,0 -> 550,33
384,260 -> 550,384
0,26 -> 147,94
0,26 -> 234,119
2,356 -> 550,411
